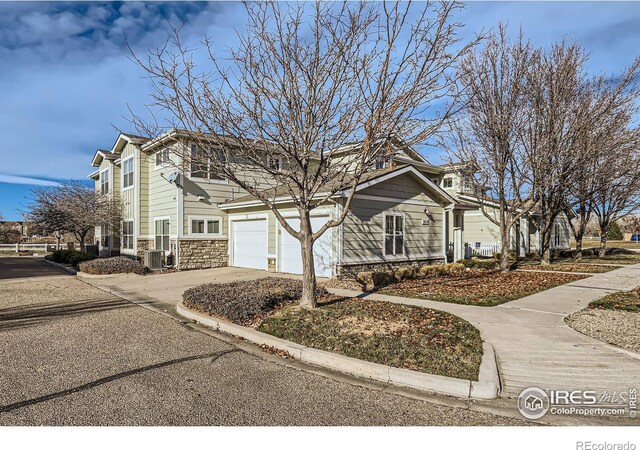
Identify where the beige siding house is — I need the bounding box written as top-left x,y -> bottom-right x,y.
88,130 -> 571,277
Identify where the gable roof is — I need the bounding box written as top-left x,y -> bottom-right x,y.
219,164 -> 458,210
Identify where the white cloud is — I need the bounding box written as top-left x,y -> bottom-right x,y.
0,174 -> 59,186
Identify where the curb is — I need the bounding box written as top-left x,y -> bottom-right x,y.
40,258 -> 78,275
176,303 -> 500,400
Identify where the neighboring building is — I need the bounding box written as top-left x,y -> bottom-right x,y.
87,130 -> 571,277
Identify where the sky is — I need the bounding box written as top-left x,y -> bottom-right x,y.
1,1 -> 639,220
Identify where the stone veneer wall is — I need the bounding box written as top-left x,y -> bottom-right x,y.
136,239 -> 152,260
336,257 -> 445,279
177,239 -> 228,270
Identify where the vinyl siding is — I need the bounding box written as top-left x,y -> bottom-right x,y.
342,174 -> 444,264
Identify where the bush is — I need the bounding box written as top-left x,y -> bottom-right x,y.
418,262 -> 465,277
394,266 -> 417,281
78,256 -> 149,275
182,278 -> 328,325
45,249 -> 95,267
356,271 -> 394,291
461,258 -> 499,270
606,222 -> 623,241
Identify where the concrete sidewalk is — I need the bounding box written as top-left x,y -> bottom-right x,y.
331,264 -> 640,399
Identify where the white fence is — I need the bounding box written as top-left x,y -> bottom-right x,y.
0,243 -> 60,253
464,241 -> 500,258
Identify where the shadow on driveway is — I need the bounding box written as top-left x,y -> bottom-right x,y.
0,297 -> 133,331
0,257 -> 66,280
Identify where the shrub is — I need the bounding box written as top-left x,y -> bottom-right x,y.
356,271 -> 394,291
182,278 -> 328,325
394,266 -> 417,281
45,249 -> 96,267
78,256 -> 149,275
493,252 -> 517,261
418,262 -> 465,277
461,258 -> 499,270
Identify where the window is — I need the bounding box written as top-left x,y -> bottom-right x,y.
102,224 -> 111,248
100,169 -> 110,194
155,148 -> 170,167
268,156 -> 282,171
373,156 -> 391,170
554,223 -> 561,247
122,220 -> 134,250
443,178 -> 453,188
190,144 -> 225,181
189,217 -> 222,236
122,157 -> 134,189
155,219 -> 170,252
384,213 -> 404,256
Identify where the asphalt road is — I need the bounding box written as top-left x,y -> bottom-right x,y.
0,258 -> 529,426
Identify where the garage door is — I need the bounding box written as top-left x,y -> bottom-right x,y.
280,216 -> 332,278
232,218 -> 268,270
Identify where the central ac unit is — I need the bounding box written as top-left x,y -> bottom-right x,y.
144,250 -> 164,270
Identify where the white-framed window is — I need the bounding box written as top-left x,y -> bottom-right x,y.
102,224 -> 111,248
373,156 -> 391,170
122,220 -> 134,250
100,168 -> 110,194
190,144 -> 226,181
154,218 -> 170,252
155,148 -> 170,168
443,177 -> 453,188
554,223 -> 561,247
383,213 -> 405,256
189,216 -> 222,236
122,156 -> 134,189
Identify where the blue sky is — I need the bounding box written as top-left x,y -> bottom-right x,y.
1,1 -> 639,220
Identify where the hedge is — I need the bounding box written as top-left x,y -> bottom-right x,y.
183,277 -> 328,325
78,256 -> 148,275
45,249 -> 96,267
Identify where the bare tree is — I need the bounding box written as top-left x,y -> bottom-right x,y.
28,181 -> 121,252
131,1 -> 476,307
443,24 -> 533,271
591,129 -> 640,256
521,42 -> 598,265
0,212 -> 21,244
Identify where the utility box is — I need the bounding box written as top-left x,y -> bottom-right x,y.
144,250 -> 164,270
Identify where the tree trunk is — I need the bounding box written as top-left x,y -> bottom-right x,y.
78,230 -> 87,252
599,235 -> 607,257
298,211 -> 318,309
540,217 -> 553,265
499,225 -> 511,272
575,237 -> 583,259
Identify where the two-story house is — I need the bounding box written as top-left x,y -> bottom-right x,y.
88,130 -> 570,277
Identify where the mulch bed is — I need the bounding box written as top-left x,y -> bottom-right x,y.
258,296 -> 483,380
378,269 -> 588,306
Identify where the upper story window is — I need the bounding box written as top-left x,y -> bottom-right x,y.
373,156 -> 392,170
268,156 -> 282,171
100,168 -> 110,194
155,148 -> 170,167
190,144 -> 225,181
122,157 -> 134,189
443,177 -> 453,188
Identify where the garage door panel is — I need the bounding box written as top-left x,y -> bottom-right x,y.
233,219 -> 268,270
280,216 -> 332,277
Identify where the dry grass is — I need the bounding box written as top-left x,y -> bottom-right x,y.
516,263 -> 620,273
379,269 -> 587,306
259,296 -> 483,380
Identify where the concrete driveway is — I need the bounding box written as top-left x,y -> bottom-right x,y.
0,259 -> 528,425
79,266 -> 293,312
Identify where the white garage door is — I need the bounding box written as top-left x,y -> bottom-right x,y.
280,216 -> 333,278
232,218 -> 268,270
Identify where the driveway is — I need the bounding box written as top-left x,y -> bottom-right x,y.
0,256 -> 66,280
0,259 -> 527,425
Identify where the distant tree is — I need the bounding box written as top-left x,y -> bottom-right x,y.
443,24 -> 533,271
28,181 -> 122,252
605,221 -> 623,241
0,212 -> 21,244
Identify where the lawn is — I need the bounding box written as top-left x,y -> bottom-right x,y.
582,240 -> 640,250
563,254 -> 640,265
589,288 -> 640,313
516,262 -> 621,273
259,297 -> 483,380
378,269 -> 588,306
